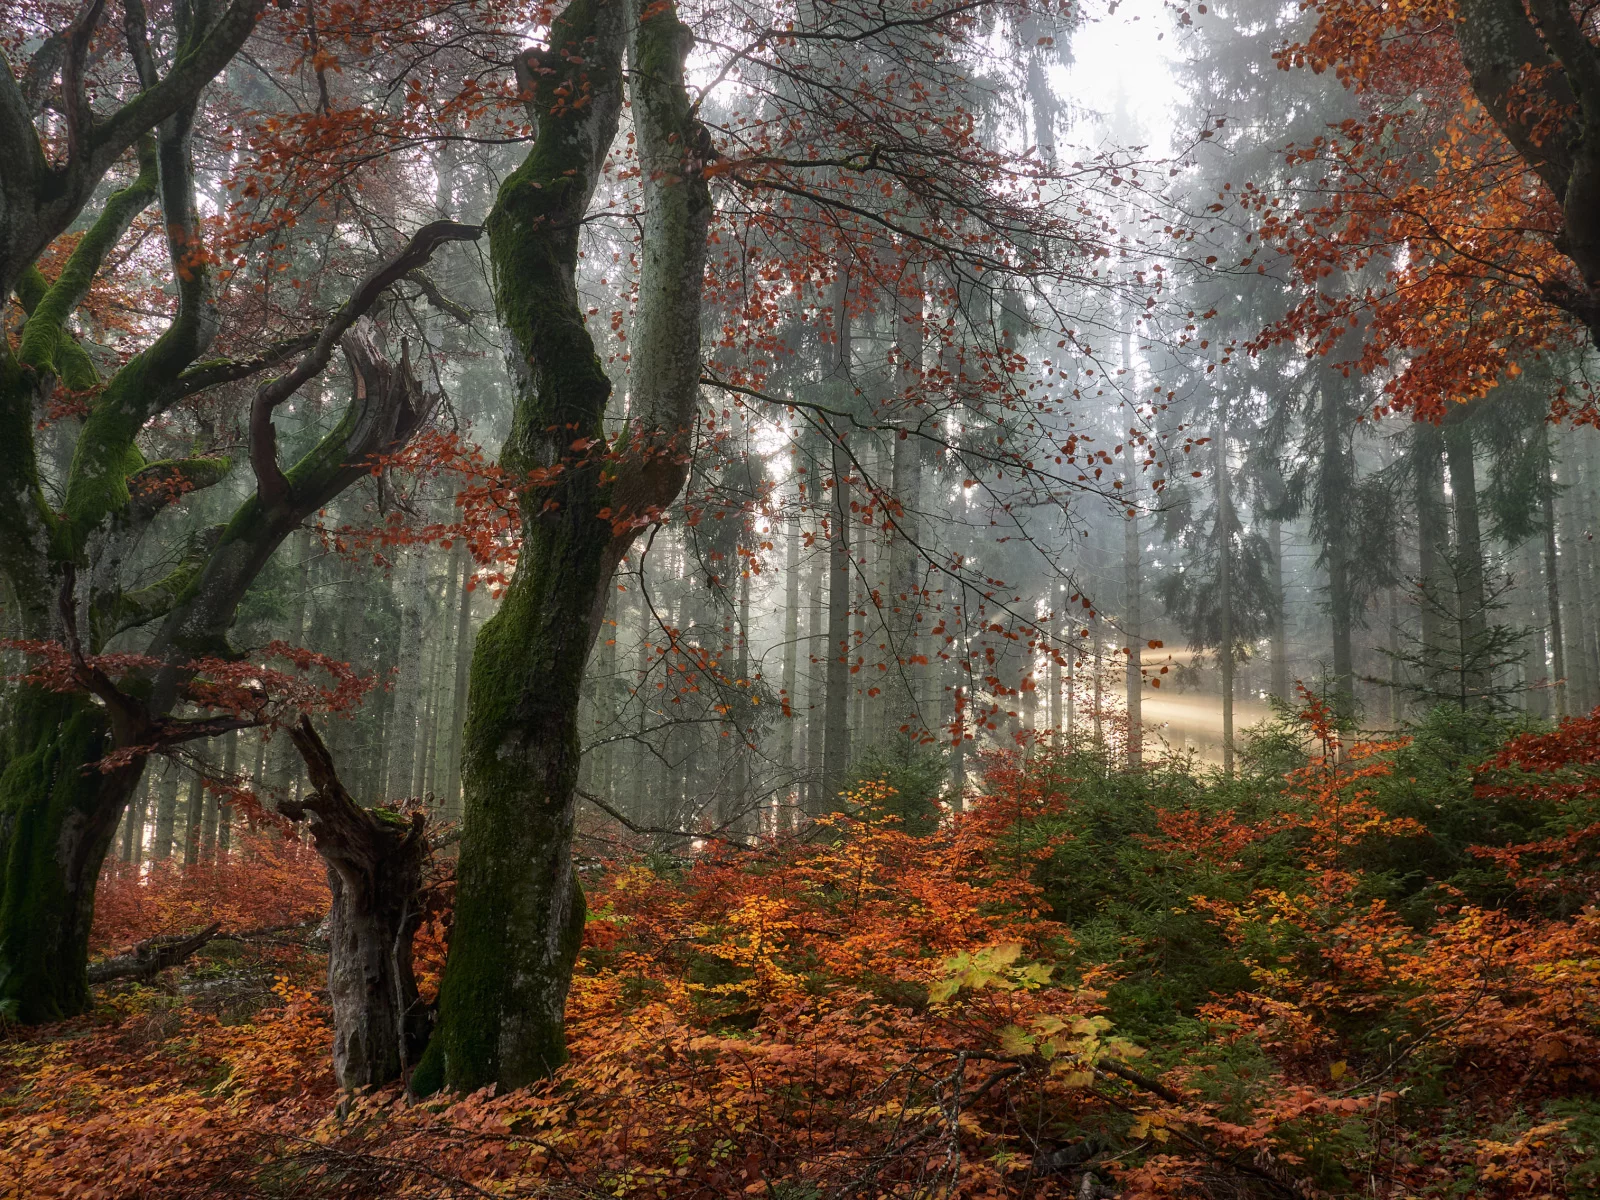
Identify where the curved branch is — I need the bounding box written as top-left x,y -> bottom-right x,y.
250,220 -> 481,508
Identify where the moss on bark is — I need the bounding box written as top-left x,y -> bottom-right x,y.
0,689 -> 140,1022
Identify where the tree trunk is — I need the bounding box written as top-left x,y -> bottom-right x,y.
1414,423 -> 1449,702
415,0 -> 710,1093
281,717 -> 429,1089
1269,518 -> 1289,700
182,771 -> 205,867
805,545 -> 826,814
1216,400 -> 1234,777
0,689 -> 142,1021
1444,415 -> 1491,704
822,273 -> 854,808
1123,439 -> 1142,770
447,547 -> 475,818
1542,441 -> 1568,717
152,760 -> 181,860
780,514 -> 801,822
1320,384 -> 1355,719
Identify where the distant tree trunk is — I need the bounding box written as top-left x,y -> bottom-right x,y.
887,267 -> 925,744
1559,449 -> 1594,711
1580,448 -> 1600,709
444,547 -> 473,818
1269,518 -> 1289,700
395,553 -> 427,799
1444,416 -> 1491,704
733,558 -> 753,832
281,717 -> 429,1089
822,273 -> 854,809
779,516 -> 801,823
1320,385 -> 1356,719
1123,438 -> 1142,770
950,682 -> 967,804
152,762 -> 181,861
1216,400 -> 1234,777
1091,609 -> 1105,751
1048,605 -> 1062,747
805,546 -> 826,814
1415,423 -> 1449,702
1541,431 -> 1568,717
120,773 -> 149,865
216,730 -> 237,861
1065,625 -> 1077,749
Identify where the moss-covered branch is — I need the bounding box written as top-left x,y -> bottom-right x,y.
17,139 -> 158,385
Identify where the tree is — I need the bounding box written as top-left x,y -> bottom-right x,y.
0,1 -> 475,1022
412,0 -> 712,1092
1271,0 -> 1600,418
279,715 -> 430,1089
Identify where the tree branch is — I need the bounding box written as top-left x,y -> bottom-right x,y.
87,922 -> 221,984
250,220 -> 481,508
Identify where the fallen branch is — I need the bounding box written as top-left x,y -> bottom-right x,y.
87,922 -> 221,983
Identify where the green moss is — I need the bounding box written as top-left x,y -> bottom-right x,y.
0,689 -> 130,1022
17,140 -> 158,382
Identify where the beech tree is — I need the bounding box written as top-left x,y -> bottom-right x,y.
0,1 -> 475,1020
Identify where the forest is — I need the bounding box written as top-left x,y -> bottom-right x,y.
1,0 -> 1599,1195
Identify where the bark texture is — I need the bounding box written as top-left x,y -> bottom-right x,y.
414,0 -> 711,1093
281,717 -> 429,1089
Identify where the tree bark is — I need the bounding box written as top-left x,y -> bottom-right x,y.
1320,383 -> 1356,720
1216,399 -> 1234,776
415,0 -> 710,1093
1268,518 -> 1289,700
1444,415 -> 1491,704
281,717 -> 429,1089
0,688 -> 142,1020
822,273 -> 855,809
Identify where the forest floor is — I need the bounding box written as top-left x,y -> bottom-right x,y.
3,700 -> 1598,1199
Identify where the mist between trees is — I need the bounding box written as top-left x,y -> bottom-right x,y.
5,0 -> 1600,1193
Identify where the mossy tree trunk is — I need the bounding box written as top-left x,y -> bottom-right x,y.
0,689 -> 143,1021
415,0 -> 711,1093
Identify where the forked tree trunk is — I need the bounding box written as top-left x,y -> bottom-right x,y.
413,0 -> 711,1093
281,717 -> 429,1089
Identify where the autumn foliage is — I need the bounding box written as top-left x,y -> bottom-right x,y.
4,696 -> 1599,1198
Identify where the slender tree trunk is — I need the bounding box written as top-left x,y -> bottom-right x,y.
1543,447 -> 1568,717
1415,423 -> 1449,702
119,772 -> 150,865
1444,416 -> 1490,704
822,273 -> 854,808
779,516 -> 800,823
1216,399 -> 1234,776
1269,519 -> 1289,700
1580,447 -> 1600,709
445,548 -> 474,818
1320,385 -> 1355,719
1560,449 -> 1594,711
1123,439 -> 1142,770
1048,605 -> 1062,748
805,545 -> 825,814
152,761 -> 181,861
217,730 -> 237,861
